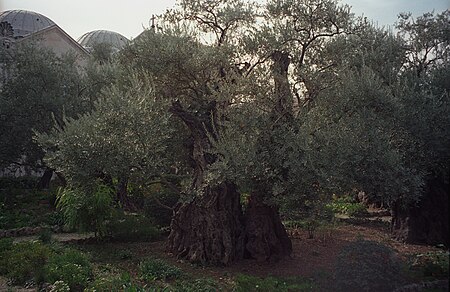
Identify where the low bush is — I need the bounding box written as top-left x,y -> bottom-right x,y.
49,280 -> 70,292
409,250 -> 449,279
56,184 -> 115,237
0,238 -> 14,274
45,248 -> 92,290
328,195 -> 369,217
143,186 -> 179,227
234,274 -> 314,292
335,240 -> 405,291
107,213 -> 161,242
140,258 -> 182,281
174,278 -> 221,292
2,241 -> 51,285
38,228 -> 53,243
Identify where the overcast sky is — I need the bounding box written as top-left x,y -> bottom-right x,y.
0,0 -> 448,40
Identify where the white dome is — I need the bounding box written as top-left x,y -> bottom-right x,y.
77,30 -> 129,51
0,10 -> 55,38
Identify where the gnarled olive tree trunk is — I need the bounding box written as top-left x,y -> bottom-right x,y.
391,178 -> 449,246
167,97 -> 292,265
168,183 -> 245,265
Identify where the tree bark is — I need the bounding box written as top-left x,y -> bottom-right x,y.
116,175 -> 134,210
168,99 -> 292,265
168,182 -> 245,265
391,178 -> 449,246
244,191 -> 292,262
37,168 -> 53,189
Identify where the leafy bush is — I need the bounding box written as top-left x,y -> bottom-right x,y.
56,184 -> 114,236
140,258 -> 182,281
234,274 -> 314,292
143,185 -> 179,227
0,238 -> 14,274
335,240 -> 405,291
45,248 -> 92,290
38,228 -> 53,243
106,213 -> 161,242
329,195 -> 369,217
174,278 -> 221,292
0,177 -> 40,189
84,264 -> 137,292
49,280 -> 70,292
409,250 -> 449,279
3,241 -> 51,284
175,278 -> 223,292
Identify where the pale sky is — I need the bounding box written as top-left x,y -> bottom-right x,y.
0,0 -> 448,40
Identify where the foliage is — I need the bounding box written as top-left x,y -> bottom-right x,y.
37,69 -> 173,190
49,280 -> 70,292
106,213 -> 161,242
45,248 -> 92,290
143,184 -> 179,227
408,250 -> 450,279
234,274 -> 314,292
328,195 -> 368,217
1,241 -> 51,284
0,238 -> 14,274
0,187 -> 58,229
86,266 -> 147,292
55,184 -> 115,236
335,240 -> 405,291
140,258 -> 183,281
0,43 -> 86,170
174,278 -> 222,292
38,228 -> 53,243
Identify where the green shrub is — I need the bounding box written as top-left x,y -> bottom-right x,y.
50,280 -> 70,292
140,258 -> 182,281
56,184 -> 114,237
174,278 -> 221,292
335,240 -> 405,291
107,213 -> 161,242
409,250 -> 449,279
0,238 -> 14,274
328,195 -> 368,217
234,274 -> 314,292
38,228 -> 53,243
45,248 -> 92,290
3,241 -> 51,284
143,186 -> 179,227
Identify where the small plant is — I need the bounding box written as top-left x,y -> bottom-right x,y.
335,240 -> 405,291
174,278 -> 221,292
3,241 -> 51,285
409,250 -> 449,279
0,238 -> 14,274
140,258 -> 182,281
107,213 -> 161,242
117,249 -> 133,260
234,274 -> 314,292
38,228 -> 53,243
45,248 -> 92,290
56,184 -> 114,237
49,280 -> 70,292
328,195 -> 369,217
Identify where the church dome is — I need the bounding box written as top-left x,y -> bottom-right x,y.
77,30 -> 129,52
0,10 -> 55,38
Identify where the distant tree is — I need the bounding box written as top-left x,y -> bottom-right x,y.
0,43 -> 86,186
37,70 -> 173,209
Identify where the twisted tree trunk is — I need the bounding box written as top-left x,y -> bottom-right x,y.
244,191 -> 292,262
167,99 -> 292,265
168,183 -> 245,265
391,178 -> 449,246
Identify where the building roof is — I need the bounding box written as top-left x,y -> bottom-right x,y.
77,30 -> 129,52
0,10 -> 55,38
